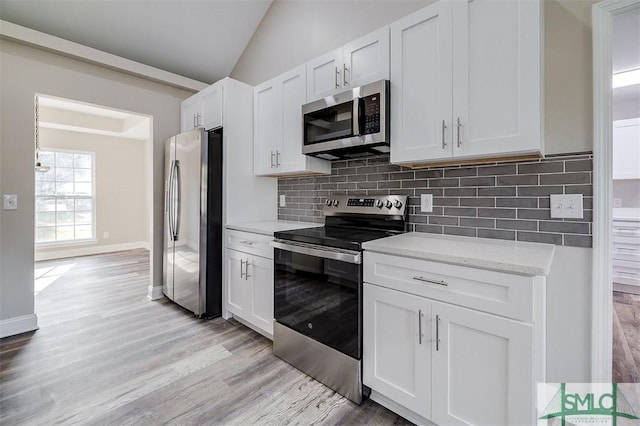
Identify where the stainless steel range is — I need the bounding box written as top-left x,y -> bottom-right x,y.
271,195 -> 408,404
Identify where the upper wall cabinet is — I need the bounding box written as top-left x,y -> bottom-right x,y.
613,118 -> 640,180
390,0 -> 542,166
254,65 -> 331,176
306,26 -> 390,101
180,83 -> 223,133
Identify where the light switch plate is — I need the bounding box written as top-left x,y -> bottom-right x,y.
420,194 -> 433,213
613,198 -> 622,208
3,194 -> 17,210
550,194 -> 583,219
279,194 -> 286,207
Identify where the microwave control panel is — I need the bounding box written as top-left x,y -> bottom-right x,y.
361,94 -> 381,135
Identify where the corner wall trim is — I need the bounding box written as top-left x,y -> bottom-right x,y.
0,314 -> 38,339
147,285 -> 164,301
0,20 -> 208,92
35,241 -> 150,261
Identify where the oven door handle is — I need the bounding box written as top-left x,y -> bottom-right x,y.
271,240 -> 361,264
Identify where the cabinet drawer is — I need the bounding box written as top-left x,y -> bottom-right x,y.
613,221 -> 640,238
613,242 -> 640,262
364,251 -> 535,322
225,230 -> 273,259
613,260 -> 640,286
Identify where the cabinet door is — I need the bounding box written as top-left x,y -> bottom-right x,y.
201,83 -> 223,130
451,0 -> 541,158
181,95 -> 201,133
432,301 -> 534,426
278,65 -> 308,173
306,48 -> 342,101
363,283 -> 431,419
342,26 -> 390,89
247,255 -> 274,335
225,249 -> 247,316
253,81 -> 279,176
613,118 -> 640,179
390,1 -> 453,164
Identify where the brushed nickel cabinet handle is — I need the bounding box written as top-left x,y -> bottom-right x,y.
343,63 -> 349,85
270,151 -> 275,168
240,240 -> 254,245
239,259 -> 245,279
436,314 -> 441,351
418,309 -> 424,344
413,276 -> 448,286
335,66 -> 340,89
244,260 -> 250,280
457,117 -> 462,147
276,150 -> 281,167
442,120 -> 447,149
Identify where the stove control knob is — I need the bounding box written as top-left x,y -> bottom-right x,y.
394,200 -> 403,209
385,200 -> 393,209
333,199 -> 340,207
325,199 -> 332,206
375,200 -> 384,209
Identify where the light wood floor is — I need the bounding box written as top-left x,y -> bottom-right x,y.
613,291 -> 640,383
0,249 -> 410,425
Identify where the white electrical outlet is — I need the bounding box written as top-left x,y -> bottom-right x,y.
613,198 -> 622,208
103,232 -> 110,239
420,194 -> 433,213
550,194 -> 583,219
2,194 -> 17,210
279,194 -> 286,207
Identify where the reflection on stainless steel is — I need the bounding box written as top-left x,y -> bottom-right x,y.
271,239 -> 361,264
273,322 -> 364,404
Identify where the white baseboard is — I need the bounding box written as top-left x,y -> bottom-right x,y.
0,314 -> 38,339
35,241 -> 150,261
147,284 -> 164,301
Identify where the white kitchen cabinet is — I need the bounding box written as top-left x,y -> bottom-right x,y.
613,118 -> 640,179
613,219 -> 640,293
363,250 -> 545,426
224,229 -> 275,338
391,0 -> 542,166
254,65 -> 330,176
431,301 -> 534,426
363,283 -> 432,420
180,82 -> 223,132
306,26 -> 389,101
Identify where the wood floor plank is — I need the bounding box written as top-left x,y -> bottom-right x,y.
0,250 -> 410,425
613,291 -> 640,383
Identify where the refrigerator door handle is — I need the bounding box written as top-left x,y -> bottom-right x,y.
173,160 -> 181,240
167,160 -> 176,239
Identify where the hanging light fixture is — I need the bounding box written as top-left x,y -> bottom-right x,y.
34,96 -> 50,173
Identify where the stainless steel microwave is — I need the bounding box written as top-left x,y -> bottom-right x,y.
302,79 -> 390,160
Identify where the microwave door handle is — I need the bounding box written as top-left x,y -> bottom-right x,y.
352,98 -> 361,136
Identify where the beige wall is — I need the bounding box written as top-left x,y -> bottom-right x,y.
0,39 -> 192,322
232,0 -> 598,155
35,128 -> 150,258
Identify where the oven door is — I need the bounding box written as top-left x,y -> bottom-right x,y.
272,240 -> 362,360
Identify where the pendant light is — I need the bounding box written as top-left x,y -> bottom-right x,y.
34,96 -> 50,173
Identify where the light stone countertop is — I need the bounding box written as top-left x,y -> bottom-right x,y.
362,232 -> 556,276
225,220 -> 323,236
613,208 -> 640,222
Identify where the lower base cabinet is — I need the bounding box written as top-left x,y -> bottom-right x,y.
224,230 -> 274,338
364,277 -> 539,425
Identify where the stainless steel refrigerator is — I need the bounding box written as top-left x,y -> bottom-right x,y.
163,128 -> 222,317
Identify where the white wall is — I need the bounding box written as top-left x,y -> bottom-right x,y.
35,128 -> 150,260
0,39 -> 192,327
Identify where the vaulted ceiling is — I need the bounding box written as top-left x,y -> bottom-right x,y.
0,0 -> 273,84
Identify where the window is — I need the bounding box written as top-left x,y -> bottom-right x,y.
35,149 -> 95,244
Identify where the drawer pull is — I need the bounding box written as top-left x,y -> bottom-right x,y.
240,240 -> 254,245
413,276 -> 448,286
617,271 -> 638,277
616,228 -> 639,232
617,247 -> 637,253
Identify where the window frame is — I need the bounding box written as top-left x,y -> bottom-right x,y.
35,148 -> 97,247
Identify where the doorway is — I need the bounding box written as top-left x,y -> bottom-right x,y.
32,94 -> 154,301
592,0 -> 640,383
